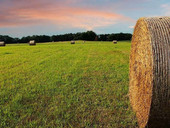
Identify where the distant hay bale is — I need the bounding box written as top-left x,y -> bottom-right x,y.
71,40 -> 75,44
29,40 -> 36,46
129,17 -> 170,128
113,40 -> 117,44
0,41 -> 5,46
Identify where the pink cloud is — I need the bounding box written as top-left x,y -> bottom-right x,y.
0,0 -> 134,30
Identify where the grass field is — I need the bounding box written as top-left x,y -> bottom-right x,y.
0,41 -> 137,127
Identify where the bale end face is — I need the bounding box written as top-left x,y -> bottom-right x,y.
129,17 -> 170,128
71,41 -> 75,44
113,40 -> 117,44
0,41 -> 6,46
29,40 -> 36,46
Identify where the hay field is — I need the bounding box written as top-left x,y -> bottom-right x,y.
0,41 -> 137,127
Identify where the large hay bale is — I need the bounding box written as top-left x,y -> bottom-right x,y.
113,40 -> 117,44
29,40 -> 36,45
129,17 -> 170,128
0,41 -> 5,46
71,40 -> 75,44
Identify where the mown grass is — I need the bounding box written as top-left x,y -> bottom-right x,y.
0,41 -> 137,127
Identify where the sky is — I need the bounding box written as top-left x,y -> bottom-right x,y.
0,0 -> 169,37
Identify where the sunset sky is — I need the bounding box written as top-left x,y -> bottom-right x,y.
0,0 -> 169,37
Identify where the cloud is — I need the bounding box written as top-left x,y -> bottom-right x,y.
161,3 -> 170,15
129,25 -> 134,29
0,0 -> 134,30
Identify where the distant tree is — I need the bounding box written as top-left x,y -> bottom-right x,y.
74,32 -> 83,40
99,33 -> 132,41
98,34 -> 109,41
0,31 -> 132,44
85,31 -> 97,41
0,35 -> 20,44
14,38 -> 20,43
20,36 -> 31,43
94,36 -> 98,41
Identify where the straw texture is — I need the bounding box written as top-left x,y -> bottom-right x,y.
129,17 -> 170,128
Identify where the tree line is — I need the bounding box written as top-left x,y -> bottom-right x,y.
0,31 -> 132,44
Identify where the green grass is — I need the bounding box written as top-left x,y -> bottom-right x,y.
0,41 -> 137,127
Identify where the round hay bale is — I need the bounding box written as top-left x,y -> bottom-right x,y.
129,17 -> 170,128
71,40 -> 75,44
29,40 -> 36,45
0,41 -> 5,46
113,40 -> 117,44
